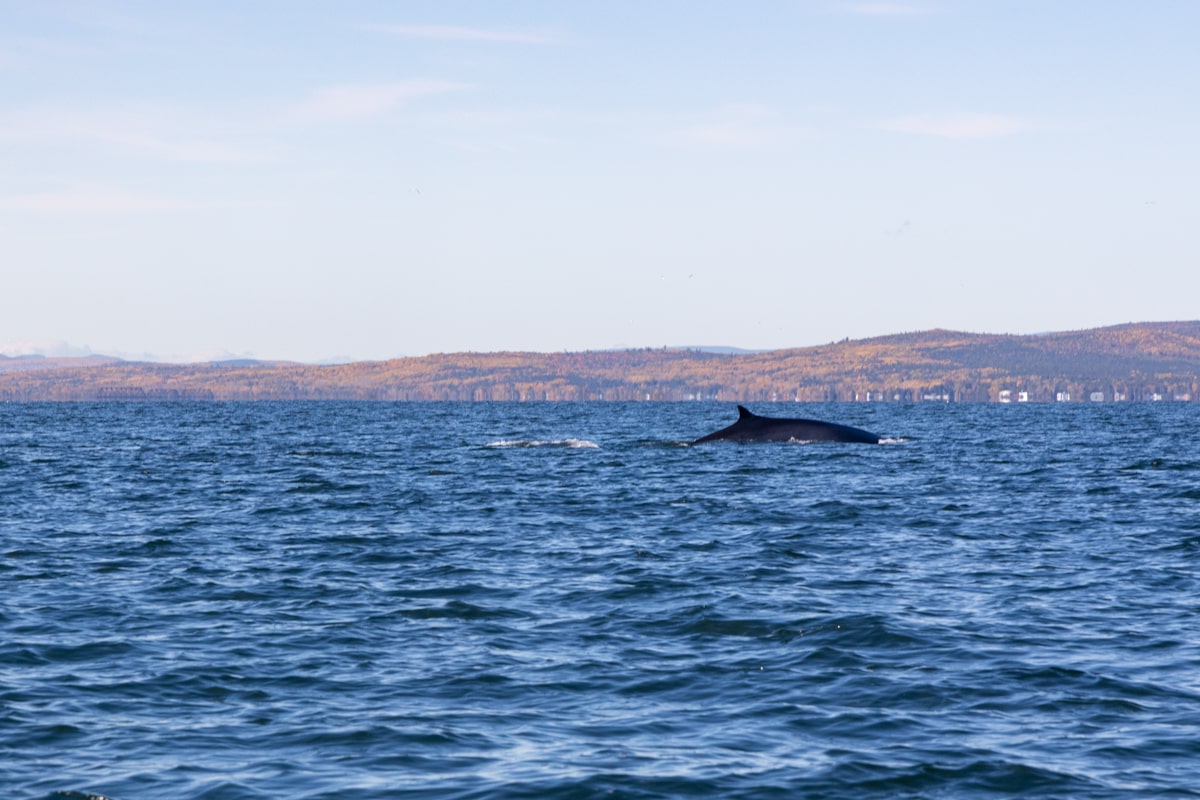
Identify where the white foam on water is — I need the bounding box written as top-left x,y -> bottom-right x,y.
486,438 -> 600,449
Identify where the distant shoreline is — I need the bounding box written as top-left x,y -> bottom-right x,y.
3,321 -> 1198,403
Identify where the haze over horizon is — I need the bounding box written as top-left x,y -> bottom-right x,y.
3,2 -> 1197,363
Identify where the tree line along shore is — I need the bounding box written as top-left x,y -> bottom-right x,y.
2,322 -> 1199,403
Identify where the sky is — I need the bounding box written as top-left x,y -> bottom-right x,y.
2,1 -> 1198,363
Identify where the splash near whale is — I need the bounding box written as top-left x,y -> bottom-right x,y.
692,405 -> 881,445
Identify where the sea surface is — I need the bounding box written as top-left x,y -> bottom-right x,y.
3,401 -> 1200,799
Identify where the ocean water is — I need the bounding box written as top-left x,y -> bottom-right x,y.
3,401 -> 1200,799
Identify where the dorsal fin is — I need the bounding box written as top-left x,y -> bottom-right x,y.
737,405 -> 755,419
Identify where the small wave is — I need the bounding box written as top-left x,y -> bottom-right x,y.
485,438 -> 599,449
781,436 -> 908,445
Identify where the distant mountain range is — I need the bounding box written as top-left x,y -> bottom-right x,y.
2,321 -> 1198,402
0,354 -> 289,374
0,354 -> 123,373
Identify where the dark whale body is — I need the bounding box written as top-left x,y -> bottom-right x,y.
692,405 -> 880,445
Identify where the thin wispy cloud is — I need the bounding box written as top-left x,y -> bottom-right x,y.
0,184 -> 189,214
677,105 -> 809,150
289,80 -> 469,124
0,106 -> 264,163
841,3 -> 932,16
879,112 -> 1034,139
365,24 -> 560,45
36,3 -> 168,37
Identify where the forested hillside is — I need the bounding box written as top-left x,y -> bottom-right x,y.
2,322 -> 1199,402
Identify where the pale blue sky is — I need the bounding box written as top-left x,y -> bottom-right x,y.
2,1 -> 1197,362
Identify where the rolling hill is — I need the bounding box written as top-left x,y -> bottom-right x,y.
1,322 -> 1198,402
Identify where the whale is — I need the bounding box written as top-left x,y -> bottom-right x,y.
691,405 -> 881,445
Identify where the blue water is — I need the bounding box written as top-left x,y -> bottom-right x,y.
3,401 -> 1200,799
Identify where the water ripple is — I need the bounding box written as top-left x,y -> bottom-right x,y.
3,402 -> 1200,798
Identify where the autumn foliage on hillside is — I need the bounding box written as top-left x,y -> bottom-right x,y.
2,322 -> 1199,402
